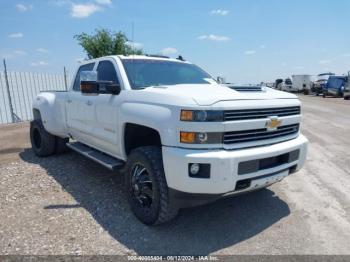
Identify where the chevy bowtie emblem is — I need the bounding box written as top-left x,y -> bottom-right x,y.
266,116 -> 282,130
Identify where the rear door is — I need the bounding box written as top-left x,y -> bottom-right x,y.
66,62 -> 96,142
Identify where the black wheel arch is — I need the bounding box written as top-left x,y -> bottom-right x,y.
123,123 -> 162,156
33,108 -> 42,120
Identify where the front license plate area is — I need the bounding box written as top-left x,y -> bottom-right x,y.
250,170 -> 289,190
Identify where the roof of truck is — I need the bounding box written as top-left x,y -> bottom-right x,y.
117,54 -> 191,63
329,75 -> 347,80
318,72 -> 335,76
81,55 -> 190,64
78,55 -> 191,65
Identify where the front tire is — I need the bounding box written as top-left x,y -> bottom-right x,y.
125,146 -> 178,225
55,137 -> 69,154
30,120 -> 56,157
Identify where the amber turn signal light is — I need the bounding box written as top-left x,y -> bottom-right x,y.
180,132 -> 196,143
180,110 -> 194,121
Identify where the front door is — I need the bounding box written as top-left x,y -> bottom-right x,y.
91,60 -> 123,156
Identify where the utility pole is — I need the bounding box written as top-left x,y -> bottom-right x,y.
63,66 -> 68,90
3,59 -> 15,123
132,22 -> 135,54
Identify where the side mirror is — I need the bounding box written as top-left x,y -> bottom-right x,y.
81,81 -> 121,95
98,81 -> 121,95
105,83 -> 121,95
81,71 -> 97,82
80,71 -> 99,94
81,81 -> 99,94
80,71 -> 121,95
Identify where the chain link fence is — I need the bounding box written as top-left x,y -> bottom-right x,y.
0,62 -> 71,124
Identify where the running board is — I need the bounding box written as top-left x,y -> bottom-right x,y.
66,142 -> 124,171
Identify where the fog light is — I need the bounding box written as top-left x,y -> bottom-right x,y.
189,163 -> 200,175
197,133 -> 208,143
188,163 -> 211,178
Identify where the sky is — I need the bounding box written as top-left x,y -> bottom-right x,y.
1,0 -> 350,83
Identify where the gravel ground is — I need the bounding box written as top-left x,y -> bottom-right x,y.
0,95 -> 349,255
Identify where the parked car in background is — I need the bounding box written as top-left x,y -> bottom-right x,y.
274,79 -> 283,90
281,78 -> 294,92
312,72 -> 335,96
292,75 -> 313,94
265,82 -> 275,88
323,75 -> 347,98
342,72 -> 350,100
312,80 -> 327,96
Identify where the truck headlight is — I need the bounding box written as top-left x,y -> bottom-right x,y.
180,110 -> 224,122
180,131 -> 222,144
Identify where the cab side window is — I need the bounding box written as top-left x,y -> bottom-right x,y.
97,61 -> 119,85
73,63 -> 95,91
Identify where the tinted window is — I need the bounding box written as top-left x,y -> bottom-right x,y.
285,79 -> 292,85
73,63 -> 95,91
97,61 -> 119,84
275,79 -> 283,85
121,59 -> 212,89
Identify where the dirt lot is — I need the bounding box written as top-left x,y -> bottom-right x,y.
0,95 -> 349,255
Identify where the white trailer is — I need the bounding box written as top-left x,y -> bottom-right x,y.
292,75 -> 313,94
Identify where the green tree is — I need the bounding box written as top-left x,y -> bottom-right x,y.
74,29 -> 143,59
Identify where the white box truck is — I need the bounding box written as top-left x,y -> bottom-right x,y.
292,75 -> 313,94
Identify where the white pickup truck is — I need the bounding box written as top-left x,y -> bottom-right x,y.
31,55 -> 308,225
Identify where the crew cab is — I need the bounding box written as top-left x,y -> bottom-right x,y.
30,55 -> 308,225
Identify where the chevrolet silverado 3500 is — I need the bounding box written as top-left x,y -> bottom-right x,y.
30,55 -> 308,225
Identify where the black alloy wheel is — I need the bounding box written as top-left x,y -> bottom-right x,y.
130,163 -> 154,209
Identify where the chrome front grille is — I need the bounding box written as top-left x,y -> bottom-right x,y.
224,106 -> 300,121
223,124 -> 300,144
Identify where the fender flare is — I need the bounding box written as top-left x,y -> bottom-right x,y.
32,92 -> 68,137
118,102 -> 176,158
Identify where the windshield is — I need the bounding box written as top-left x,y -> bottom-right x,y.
285,79 -> 292,85
121,59 -> 213,89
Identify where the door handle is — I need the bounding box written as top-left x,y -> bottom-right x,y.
67,99 -> 72,103
86,100 -> 93,106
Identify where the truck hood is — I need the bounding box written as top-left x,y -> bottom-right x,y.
144,84 -> 297,106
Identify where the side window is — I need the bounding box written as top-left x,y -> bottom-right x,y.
97,61 -> 119,85
73,63 -> 95,91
